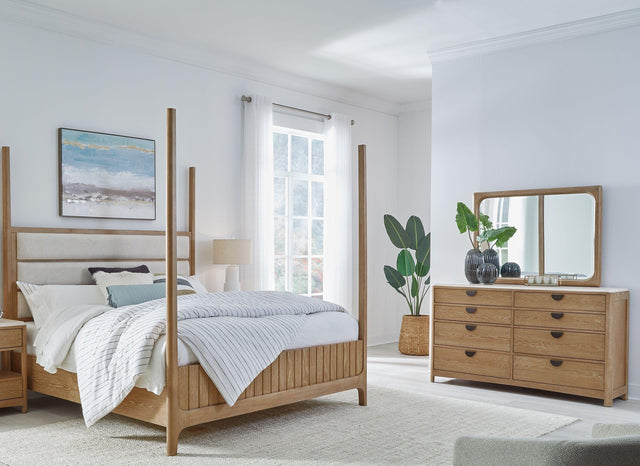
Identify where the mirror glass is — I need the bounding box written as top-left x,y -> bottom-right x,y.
479,192 -> 596,280
544,193 -> 596,279
479,196 -> 540,276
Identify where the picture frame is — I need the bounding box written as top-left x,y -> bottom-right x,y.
58,128 -> 156,220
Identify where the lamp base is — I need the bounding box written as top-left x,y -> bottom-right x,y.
223,265 -> 241,292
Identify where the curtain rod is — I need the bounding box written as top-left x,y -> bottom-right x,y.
241,95 -> 355,126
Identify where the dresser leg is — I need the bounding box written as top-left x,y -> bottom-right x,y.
622,393 -> 629,401
603,398 -> 613,407
430,374 -> 435,382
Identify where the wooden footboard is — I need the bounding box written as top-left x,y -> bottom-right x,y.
179,341 -> 364,410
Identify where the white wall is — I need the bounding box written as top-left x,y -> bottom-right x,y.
431,25 -> 640,395
0,19 -> 402,345
385,104 -> 431,338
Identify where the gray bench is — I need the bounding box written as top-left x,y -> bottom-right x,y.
453,424 -> 640,466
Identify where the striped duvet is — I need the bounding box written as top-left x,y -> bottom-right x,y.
73,291 -> 344,426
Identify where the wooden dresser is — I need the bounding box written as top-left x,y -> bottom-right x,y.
430,284 -> 629,406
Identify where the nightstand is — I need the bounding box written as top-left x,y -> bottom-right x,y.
0,319 -> 27,412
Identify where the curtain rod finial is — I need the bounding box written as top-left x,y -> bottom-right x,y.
241,95 -> 252,103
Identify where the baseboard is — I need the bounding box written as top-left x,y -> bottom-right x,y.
367,333 -> 398,347
628,383 -> 640,400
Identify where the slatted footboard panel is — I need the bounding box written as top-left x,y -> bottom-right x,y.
178,341 -> 364,410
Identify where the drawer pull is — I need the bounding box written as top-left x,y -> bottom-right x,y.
550,359 -> 563,367
550,331 -> 564,339
465,350 -> 476,357
465,307 -> 477,314
465,324 -> 477,331
550,312 -> 564,320
551,294 -> 564,301
466,290 -> 477,297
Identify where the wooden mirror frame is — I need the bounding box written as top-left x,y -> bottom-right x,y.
474,185 -> 602,287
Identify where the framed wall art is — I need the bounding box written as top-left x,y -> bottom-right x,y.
58,128 -> 156,219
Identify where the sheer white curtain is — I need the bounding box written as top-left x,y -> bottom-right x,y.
241,95 -> 274,291
324,113 -> 354,313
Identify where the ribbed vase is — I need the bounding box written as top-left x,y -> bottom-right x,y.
477,263 -> 498,284
465,249 -> 484,284
501,262 -> 521,278
398,315 -> 429,356
482,248 -> 500,270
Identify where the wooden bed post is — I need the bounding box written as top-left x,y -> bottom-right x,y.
166,109 -> 181,456
188,166 -> 196,276
357,144 -> 367,406
2,147 -> 11,370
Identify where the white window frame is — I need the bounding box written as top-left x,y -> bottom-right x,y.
273,125 -> 325,298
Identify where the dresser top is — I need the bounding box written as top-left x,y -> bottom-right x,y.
435,283 -> 629,293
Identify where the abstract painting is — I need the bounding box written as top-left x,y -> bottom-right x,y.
59,128 -> 156,219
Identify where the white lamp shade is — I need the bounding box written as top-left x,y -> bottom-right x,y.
213,239 -> 252,265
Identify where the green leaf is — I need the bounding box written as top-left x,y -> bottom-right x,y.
384,214 -> 410,249
416,233 -> 430,265
383,265 -> 406,289
405,215 -> 425,250
455,202 -> 478,234
415,261 -> 429,277
492,226 -> 517,248
396,250 -> 415,276
411,276 -> 419,297
479,213 -> 493,230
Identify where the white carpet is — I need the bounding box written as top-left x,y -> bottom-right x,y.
0,387 -> 577,465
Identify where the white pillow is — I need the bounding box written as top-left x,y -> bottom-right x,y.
92,271 -> 155,300
188,275 -> 208,294
17,282 -> 105,329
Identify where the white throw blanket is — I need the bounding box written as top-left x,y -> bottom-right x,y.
68,291 -> 344,426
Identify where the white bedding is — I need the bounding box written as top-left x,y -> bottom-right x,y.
25,310 -> 358,395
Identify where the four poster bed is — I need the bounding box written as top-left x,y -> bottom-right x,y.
2,108 -> 368,456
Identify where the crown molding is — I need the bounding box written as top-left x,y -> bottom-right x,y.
429,8 -> 640,64
399,100 -> 431,114
0,0 -> 401,115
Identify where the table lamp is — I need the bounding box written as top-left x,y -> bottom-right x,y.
212,239 -> 252,291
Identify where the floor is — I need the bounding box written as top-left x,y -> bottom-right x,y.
1,343 -> 639,442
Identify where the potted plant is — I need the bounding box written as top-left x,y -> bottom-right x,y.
456,202 -> 516,284
383,214 -> 431,355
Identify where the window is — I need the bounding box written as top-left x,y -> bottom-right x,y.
272,127 -> 325,298
495,197 -> 510,265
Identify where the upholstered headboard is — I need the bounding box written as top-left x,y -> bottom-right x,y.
2,148 -> 196,321
11,229 -> 193,319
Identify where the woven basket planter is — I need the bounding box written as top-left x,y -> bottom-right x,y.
398,315 -> 429,356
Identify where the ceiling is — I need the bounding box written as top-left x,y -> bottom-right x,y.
12,0 -> 640,105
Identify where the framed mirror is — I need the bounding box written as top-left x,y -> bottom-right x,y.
474,186 -> 602,286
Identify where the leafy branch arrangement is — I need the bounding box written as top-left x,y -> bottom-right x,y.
383,215 -> 431,316
455,202 -> 516,250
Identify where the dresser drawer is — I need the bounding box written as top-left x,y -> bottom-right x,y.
0,328 -> 22,350
515,291 -> 605,312
434,322 -> 511,352
514,310 -> 605,332
0,373 -> 23,400
514,355 -> 604,391
514,328 -> 604,361
434,305 -> 512,325
433,347 -> 511,379
434,288 -> 512,307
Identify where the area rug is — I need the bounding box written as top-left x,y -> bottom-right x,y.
0,387 -> 576,465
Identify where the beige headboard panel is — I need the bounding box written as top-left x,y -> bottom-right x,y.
13,231 -> 192,319
17,233 -> 190,261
